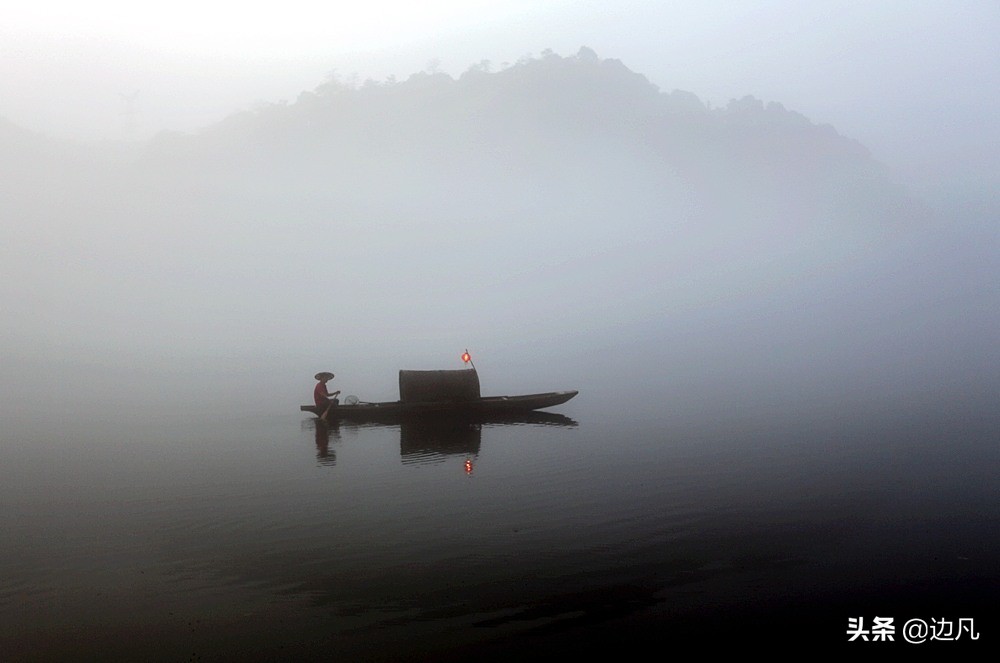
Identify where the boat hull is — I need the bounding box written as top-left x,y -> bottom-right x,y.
301,390 -> 578,422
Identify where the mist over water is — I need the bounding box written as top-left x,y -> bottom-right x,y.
1,44 -> 997,658
4,50 -> 995,409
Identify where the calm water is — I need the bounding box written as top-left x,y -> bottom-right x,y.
2,384 -> 997,660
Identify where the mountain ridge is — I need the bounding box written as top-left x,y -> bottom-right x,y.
1,47 -> 972,388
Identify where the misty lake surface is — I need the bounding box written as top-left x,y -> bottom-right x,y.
2,383 -> 997,660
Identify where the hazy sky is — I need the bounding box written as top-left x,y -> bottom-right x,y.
2,0 -> 998,194
2,1 -> 996,416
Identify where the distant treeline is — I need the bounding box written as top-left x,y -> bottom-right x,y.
1,47 -> 931,372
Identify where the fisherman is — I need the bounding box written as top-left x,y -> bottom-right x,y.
313,372 -> 341,421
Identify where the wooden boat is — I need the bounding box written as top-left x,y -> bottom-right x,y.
302,367 -> 577,422
301,390 -> 578,422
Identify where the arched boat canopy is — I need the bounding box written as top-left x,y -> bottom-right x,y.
399,369 -> 481,403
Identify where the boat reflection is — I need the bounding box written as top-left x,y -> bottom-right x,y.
306,412 -> 577,466
400,418 -> 482,463
307,419 -> 342,466
400,412 -> 577,464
